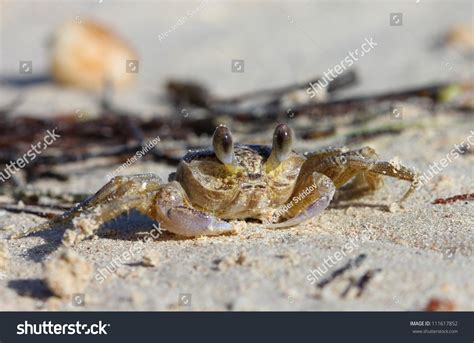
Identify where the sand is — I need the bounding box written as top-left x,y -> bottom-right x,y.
43,249 -> 93,299
0,109 -> 472,311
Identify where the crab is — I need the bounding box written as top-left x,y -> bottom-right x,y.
15,124 -> 418,239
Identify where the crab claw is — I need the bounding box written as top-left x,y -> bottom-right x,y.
265,172 -> 335,229
163,206 -> 235,237
155,181 -> 236,237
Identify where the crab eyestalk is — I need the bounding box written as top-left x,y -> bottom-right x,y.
265,123 -> 293,172
213,125 -> 236,166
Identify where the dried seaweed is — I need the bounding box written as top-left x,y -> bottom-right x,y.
433,193 -> 474,204
1,77 -> 471,206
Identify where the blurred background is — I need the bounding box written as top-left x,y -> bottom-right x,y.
1,0 -> 472,114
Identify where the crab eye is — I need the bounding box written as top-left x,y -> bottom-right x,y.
213,125 -> 235,165
271,123 -> 293,162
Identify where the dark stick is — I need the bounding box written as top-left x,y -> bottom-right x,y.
0,203 -> 63,218
214,81 -> 473,119
433,193 -> 474,204
354,268 -> 382,297
215,70 -> 358,105
317,253 -> 367,289
293,81 -> 473,117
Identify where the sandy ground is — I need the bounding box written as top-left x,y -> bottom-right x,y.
0,0 -> 473,310
0,110 -> 472,311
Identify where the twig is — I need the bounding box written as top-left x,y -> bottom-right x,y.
12,187 -> 90,205
293,81 -> 473,117
354,268 -> 382,297
229,81 -> 473,120
317,253 -> 366,289
0,203 -> 63,218
215,70 -> 358,104
433,193 -> 474,204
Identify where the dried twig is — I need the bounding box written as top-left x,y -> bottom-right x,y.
1,79 -> 471,188
0,203 -> 63,218
433,193 -> 474,204
12,188 -> 90,205
290,81 -> 473,118
317,253 -> 367,289
215,70 -> 358,104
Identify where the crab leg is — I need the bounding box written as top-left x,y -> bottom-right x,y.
13,174 -> 235,240
11,174 -> 164,239
304,146 -> 349,161
300,147 -> 418,204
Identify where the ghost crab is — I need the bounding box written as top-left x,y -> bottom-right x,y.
16,124 -> 418,239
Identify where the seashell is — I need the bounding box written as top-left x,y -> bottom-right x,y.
50,20 -> 138,91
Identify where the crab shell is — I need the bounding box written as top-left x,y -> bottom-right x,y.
175,144 -> 305,221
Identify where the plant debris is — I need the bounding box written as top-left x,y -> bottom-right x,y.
433,193 -> 474,205
424,297 -> 457,311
